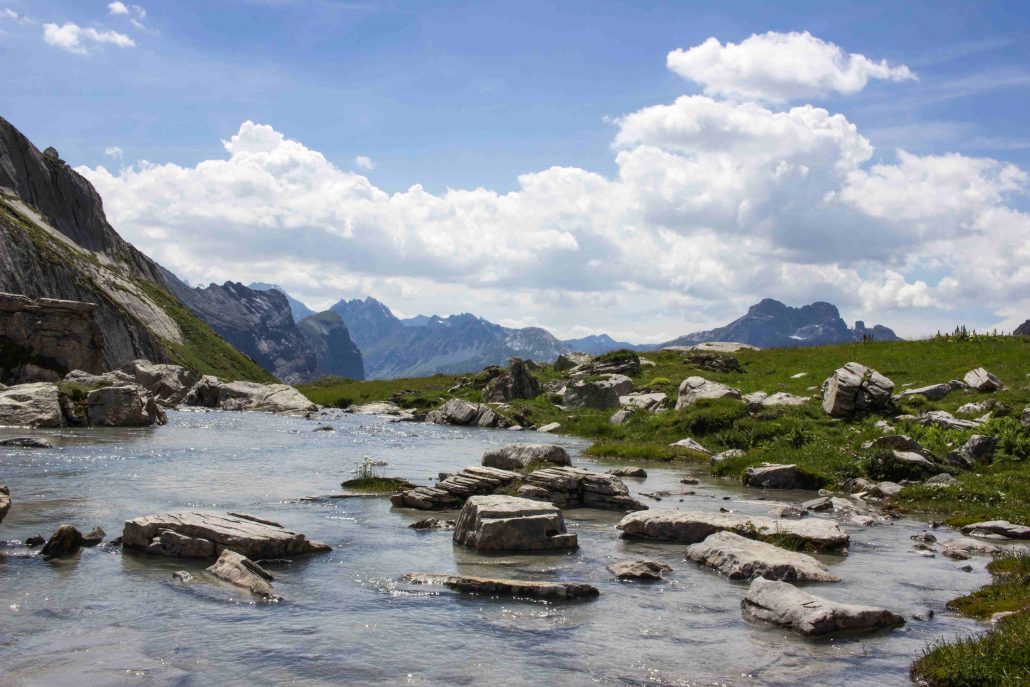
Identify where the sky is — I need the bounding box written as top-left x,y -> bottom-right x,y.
1,0 -> 1029,342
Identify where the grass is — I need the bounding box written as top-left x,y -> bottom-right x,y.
298,373 -> 468,409
340,477 -> 412,493
911,555 -> 1030,686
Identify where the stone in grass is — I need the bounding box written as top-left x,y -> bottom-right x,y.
743,463 -> 807,489
608,560 -> 673,581
741,577 -> 904,637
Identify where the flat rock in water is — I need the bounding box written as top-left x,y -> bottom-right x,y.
960,520 -> 1030,540
401,572 -> 598,600
685,531 -> 839,582
522,466 -> 647,511
607,466 -> 647,478
452,495 -> 578,552
743,463 -> 806,489
608,559 -> 672,580
741,577 -> 904,636
481,443 -> 571,470
617,510 -> 848,551
121,511 -> 331,559
390,465 -> 521,510
0,383 -> 65,428
0,436 -> 53,448
205,549 -> 280,600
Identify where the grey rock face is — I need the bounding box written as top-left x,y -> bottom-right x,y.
483,358 -> 541,402
675,376 -> 741,410
617,510 -> 849,551
118,360 -> 198,407
743,463 -> 806,489
390,466 -> 521,510
205,549 -> 280,600
452,495 -> 578,552
41,524 -> 84,558
821,362 -> 894,417
686,531 -> 839,582
296,310 -> 365,381
0,382 -> 64,427
482,443 -> 570,470
425,398 -> 508,428
0,293 -> 104,382
608,560 -> 672,581
562,380 -> 621,410
963,367 -> 1003,392
86,385 -> 166,427
741,577 -> 904,636
121,511 -> 331,559
401,572 -> 598,600
948,435 -> 997,469
522,466 -> 647,511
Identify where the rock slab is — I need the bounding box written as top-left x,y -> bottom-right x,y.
617,510 -> 848,551
741,577 -> 904,636
401,573 -> 598,600
390,466 -> 521,510
482,443 -> 570,470
452,495 -> 577,551
685,531 -> 839,582
205,549 -> 280,600
608,560 -> 672,581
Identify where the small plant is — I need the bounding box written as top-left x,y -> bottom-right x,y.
352,456 -> 388,481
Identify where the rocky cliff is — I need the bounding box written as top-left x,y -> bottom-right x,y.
0,115 -> 271,383
664,299 -> 901,349
298,311 -> 365,380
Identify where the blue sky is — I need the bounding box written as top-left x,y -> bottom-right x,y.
2,1 -> 1029,340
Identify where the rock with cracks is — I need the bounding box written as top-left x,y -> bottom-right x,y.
390,466 -> 521,510
522,466 -> 647,511
483,358 -> 541,402
743,463 -> 807,489
185,377 -> 316,415
561,380 -> 621,410
675,377 -> 741,410
741,577 -> 904,636
821,362 -> 894,417
452,495 -> 578,552
617,510 -> 848,551
401,572 -> 597,600
685,531 -> 839,582
86,385 -> 166,427
425,398 -> 508,428
481,443 -> 570,470
963,367 -> 1003,392
0,382 -> 64,427
205,549 -> 280,600
121,511 -> 331,559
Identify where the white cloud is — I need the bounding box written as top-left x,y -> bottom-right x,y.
43,22 -> 136,55
108,2 -> 129,15
667,31 -> 916,103
354,155 -> 374,171
2,8 -> 35,25
105,146 -> 124,158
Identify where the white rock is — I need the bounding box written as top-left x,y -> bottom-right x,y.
742,577 -> 904,636
686,531 -> 839,582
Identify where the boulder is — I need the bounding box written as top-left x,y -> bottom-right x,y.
963,367 -> 1003,392
608,560 -> 672,581
675,377 -> 741,410
869,481 -> 903,499
917,410 -> 983,431
25,534 -> 44,546
686,531 -> 839,582
744,391 -> 810,411
86,385 -> 166,427
562,380 -> 621,410
522,466 -> 647,511
617,510 -> 849,551
741,577 -> 904,636
0,382 -> 64,427
483,358 -> 541,402
743,463 -> 806,489
0,436 -> 53,448
601,374 -> 635,396
609,409 -> 633,425
40,524 -> 84,558
670,437 -> 710,454
401,572 -> 598,600
620,392 -> 668,411
390,466 -> 521,510
0,484 -> 9,525
425,398 -> 508,428
959,520 -> 1030,540
185,377 -> 316,415
205,549 -> 280,600
948,435 -> 996,468
607,466 -> 647,478
554,352 -> 593,372
482,443 -> 571,470
121,511 -> 331,558
348,401 -> 405,415
536,422 -> 561,433
956,399 -> 1003,416
452,495 -> 578,551
82,526 -> 105,546
118,360 -> 198,407
925,473 -> 958,487
942,540 -> 1002,558
711,449 -> 745,465
821,363 -> 894,417
889,450 -> 938,475
861,434 -> 934,459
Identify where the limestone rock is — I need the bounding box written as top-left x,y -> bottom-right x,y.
821,363 -> 894,417
425,398 -> 508,428
390,465 -> 522,510
670,437 -> 711,454
481,443 -> 570,470
743,463 -> 806,489
206,549 -> 280,600
40,524 -> 84,558
348,401 -> 405,415
741,577 -> 904,636
86,385 -> 166,427
607,466 -> 647,478
608,559 -> 672,581
0,484 -> 9,525
960,520 -> 1030,540
869,482 -> 903,499
118,360 -> 198,407
609,409 -> 633,425
675,376 -> 741,410
536,422 -> 561,433
686,531 -> 839,582
948,435 -> 996,469
711,449 -> 745,465
554,352 -> 593,372
917,410 -> 983,431
562,380 -> 621,410
601,374 -> 634,396
401,572 -> 597,600
925,473 -> 958,487
483,358 -> 541,402
956,399 -> 1004,416
0,382 -> 64,427
197,379 -> 317,415
617,510 -> 848,551
963,367 -> 1003,392
121,511 -> 331,558
0,436 -> 53,448
452,495 -> 578,551
523,466 -> 647,511
620,392 -> 668,411
899,380 -> 965,401
862,434 -> 935,459
1022,406 -> 1030,428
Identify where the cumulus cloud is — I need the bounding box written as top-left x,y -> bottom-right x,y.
667,31 -> 916,103
354,155 -> 374,171
43,21 -> 135,54
108,2 -> 129,15
105,146 -> 124,158
77,34 -> 1028,339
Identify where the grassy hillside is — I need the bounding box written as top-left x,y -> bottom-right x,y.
300,335 -> 1030,525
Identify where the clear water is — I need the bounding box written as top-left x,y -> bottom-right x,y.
0,410 -> 997,686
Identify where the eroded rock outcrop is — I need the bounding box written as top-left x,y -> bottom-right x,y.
741,577 -> 904,636
86,385 -> 166,427
452,495 -> 578,551
963,367 -> 1003,392
390,466 -> 521,510
0,382 -> 64,427
425,398 -> 508,428
483,358 -> 541,402
562,379 -> 621,410
0,293 -> 103,382
118,360 -> 198,407
185,377 -> 316,415
521,466 -> 647,511
822,363 -> 894,417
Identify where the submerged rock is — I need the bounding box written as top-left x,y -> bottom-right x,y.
686,531 -> 839,583
41,524 -> 84,558
481,443 -> 570,470
0,436 -> 53,448
608,559 -> 672,581
617,510 -> 848,551
121,511 -> 331,559
0,484 -> 10,525
390,466 -> 521,510
607,466 -> 647,478
675,376 -> 741,410
401,572 -> 598,600
206,549 -> 280,600
82,526 -> 105,547
452,495 -> 578,552
408,518 -> 454,530
741,577 -> 904,636
821,363 -> 894,417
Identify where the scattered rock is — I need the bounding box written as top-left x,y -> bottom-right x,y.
899,380 -> 965,401
1022,406 -> 1030,428
741,577 -> 904,637
0,436 -> 53,448
86,385 -> 166,427
484,358 -> 541,402
941,540 -> 1002,558
82,526 -> 105,547
313,425 -> 334,432
868,482 -> 903,499
608,466 -> 647,478
425,398 -> 508,428
619,392 -> 668,411
770,505 -> 806,518
185,377 -> 317,415
839,477 -> 875,494
206,549 -> 280,600
686,531 -> 839,582
25,534 -> 45,546
862,434 -> 935,459
743,463 -> 807,490
670,437 -> 710,454
917,410 -> 983,431
956,399 -> 1004,416
609,559 -> 672,581
554,352 -> 593,372
409,518 -> 454,530
401,572 -> 598,600
390,466 -> 521,510
452,495 -> 578,551
821,363 -> 894,418
0,382 -> 64,427
0,484 -> 9,525
963,367 -> 1003,392
743,391 -> 810,411
536,422 -> 561,433
675,376 -> 741,410
609,409 -> 633,425
482,443 -> 571,470
711,449 -> 745,465
617,510 -> 849,551
960,520 -> 1030,540
948,435 -> 997,469
348,401 -> 405,415
562,380 -> 621,410
925,473 -> 958,487
803,497 -> 832,512
523,466 -> 647,511
121,511 -> 331,558
40,524 -> 84,558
